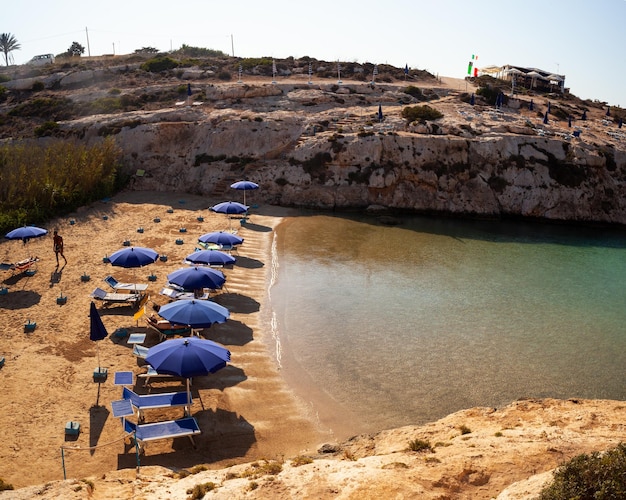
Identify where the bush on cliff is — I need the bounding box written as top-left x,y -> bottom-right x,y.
141,56 -> 179,73
539,443 -> 626,500
401,105 -> 443,123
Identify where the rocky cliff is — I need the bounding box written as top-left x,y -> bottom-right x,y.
56,79 -> 626,225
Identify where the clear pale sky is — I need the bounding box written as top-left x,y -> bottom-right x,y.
4,0 -> 625,107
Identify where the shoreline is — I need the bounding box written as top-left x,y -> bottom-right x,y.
0,191 -> 330,489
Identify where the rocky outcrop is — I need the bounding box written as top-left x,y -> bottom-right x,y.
56,81 -> 626,225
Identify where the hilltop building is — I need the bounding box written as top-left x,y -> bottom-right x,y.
478,64 -> 566,94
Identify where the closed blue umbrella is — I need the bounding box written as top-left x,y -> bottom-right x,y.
378,103 -> 383,122
5,226 -> 47,242
543,112 -> 549,125
547,101 -> 551,114
157,299 -> 230,328
529,99 -> 534,111
198,231 -> 244,247
90,301 -> 109,375
582,110 -> 587,120
184,250 -> 236,267
145,336 -> 231,406
167,266 -> 226,291
568,115 -> 572,127
108,246 -> 158,268
470,93 -> 475,106
230,181 -> 259,205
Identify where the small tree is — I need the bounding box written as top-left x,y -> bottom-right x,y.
0,33 -> 20,66
67,41 -> 85,57
134,47 -> 159,54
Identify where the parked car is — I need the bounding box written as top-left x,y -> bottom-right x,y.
27,54 -> 55,66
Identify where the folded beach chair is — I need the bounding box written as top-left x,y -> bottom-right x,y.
104,275 -> 149,292
90,287 -> 143,308
137,366 -> 188,388
122,416 -> 201,452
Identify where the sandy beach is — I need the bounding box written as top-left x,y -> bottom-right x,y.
0,190 -> 329,489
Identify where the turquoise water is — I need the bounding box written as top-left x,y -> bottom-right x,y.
270,213 -> 626,435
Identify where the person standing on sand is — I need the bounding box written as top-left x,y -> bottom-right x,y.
53,230 -> 67,265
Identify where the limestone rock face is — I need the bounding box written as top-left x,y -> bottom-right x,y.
54,81 -> 626,225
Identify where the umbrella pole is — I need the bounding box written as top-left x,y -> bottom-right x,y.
186,378 -> 191,416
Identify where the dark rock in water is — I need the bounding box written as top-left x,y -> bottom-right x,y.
378,216 -> 401,226
365,204 -> 388,213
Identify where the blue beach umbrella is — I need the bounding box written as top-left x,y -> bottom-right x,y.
187,83 -> 192,97
547,101 -> 551,114
157,299 -> 230,329
568,116 -> 572,127
184,249 -> 236,267
210,201 -> 249,215
108,246 -> 158,268
198,231 -> 244,247
145,336 -> 230,408
167,266 -> 226,291
606,106 -> 610,117
529,99 -> 534,111
582,110 -> 587,120
470,93 -> 475,106
543,112 -> 549,125
5,226 -> 47,243
230,181 -> 259,205
378,103 -> 383,122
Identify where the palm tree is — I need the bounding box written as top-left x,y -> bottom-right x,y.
0,33 -> 21,66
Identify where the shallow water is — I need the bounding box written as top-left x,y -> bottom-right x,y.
270,213 -> 626,434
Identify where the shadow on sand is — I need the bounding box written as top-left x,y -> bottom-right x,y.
116,407 -> 255,470
89,405 -> 110,456
204,320 -> 254,346
0,290 -> 41,309
241,221 -> 272,232
213,292 -> 260,314
233,256 -> 264,269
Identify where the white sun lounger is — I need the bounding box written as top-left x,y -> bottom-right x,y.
90,287 -> 144,307
104,275 -> 149,292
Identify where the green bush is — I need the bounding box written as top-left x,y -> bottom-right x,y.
34,121 -> 60,137
401,105 -> 443,123
141,56 -> 179,73
404,85 -> 423,99
408,438 -> 433,452
539,443 -> 626,499
32,81 -> 45,91
0,138 -> 122,233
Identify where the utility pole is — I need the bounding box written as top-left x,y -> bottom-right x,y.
85,27 -> 91,57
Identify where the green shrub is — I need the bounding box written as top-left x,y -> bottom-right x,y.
32,81 -> 45,91
291,455 -> 313,467
0,138 -> 121,233
141,56 -> 179,73
34,121 -> 60,137
186,482 -> 216,499
217,71 -> 232,81
401,105 -> 443,123
408,438 -> 433,452
404,85 -> 423,99
539,443 -> 626,499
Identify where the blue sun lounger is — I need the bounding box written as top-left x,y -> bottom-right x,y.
123,417 -> 201,452
122,386 -> 192,420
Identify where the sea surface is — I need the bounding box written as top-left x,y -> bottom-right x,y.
269,212 -> 626,436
